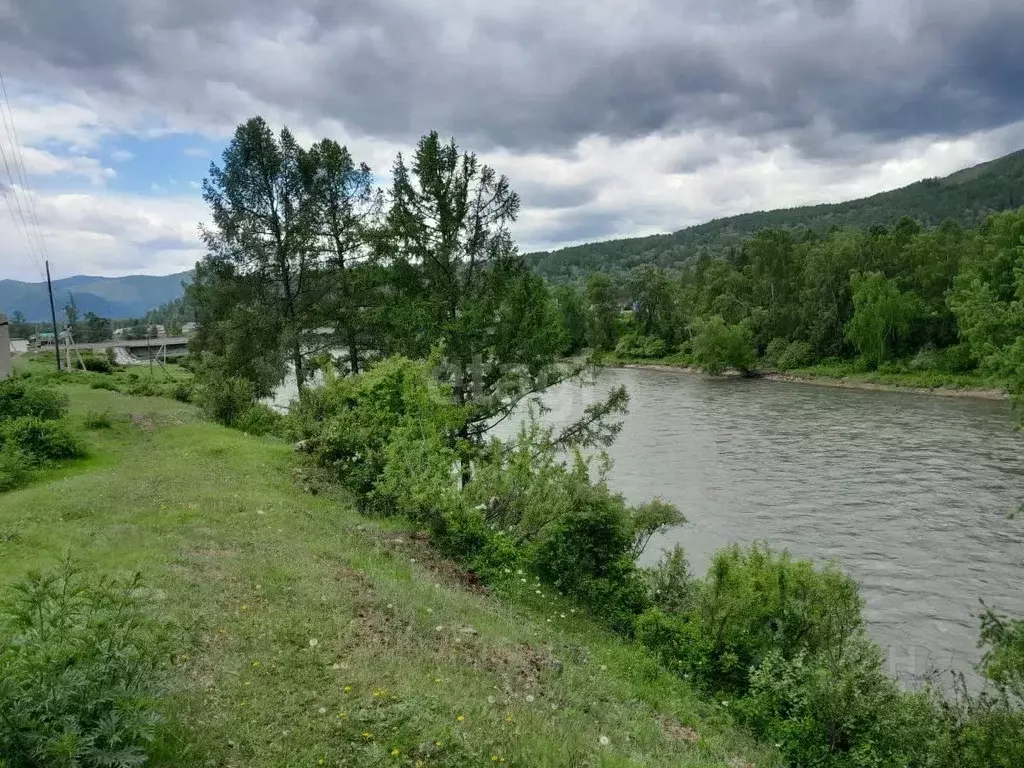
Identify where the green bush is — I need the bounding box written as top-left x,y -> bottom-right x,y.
762,337 -> 789,368
690,315 -> 757,374
78,353 -> 118,374
83,410 -> 113,430
196,376 -> 255,427
0,417 -> 86,464
125,380 -> 160,397
0,380 -> 68,422
738,640 -> 947,767
0,560 -> 172,768
643,545 -> 696,614
170,382 -> 194,403
0,445 -> 33,494
89,379 -> 120,392
614,333 -> 668,359
641,544 -> 864,694
234,403 -> 284,436
777,340 -> 815,370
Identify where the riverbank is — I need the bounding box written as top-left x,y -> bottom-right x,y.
603,355 -> 1010,401
0,380 -> 776,767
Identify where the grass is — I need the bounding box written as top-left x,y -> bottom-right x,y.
0,383 -> 777,768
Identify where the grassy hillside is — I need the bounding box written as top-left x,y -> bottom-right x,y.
0,376 -> 775,767
527,148 -> 1024,282
0,271 -> 192,321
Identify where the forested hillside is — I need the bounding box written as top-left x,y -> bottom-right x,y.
526,148 -> 1024,282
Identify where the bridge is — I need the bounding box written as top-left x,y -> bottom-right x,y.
74,336 -> 191,360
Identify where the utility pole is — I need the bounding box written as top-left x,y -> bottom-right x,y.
45,260 -> 61,371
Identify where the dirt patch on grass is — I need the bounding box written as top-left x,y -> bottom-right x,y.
130,412 -> 158,430
477,643 -> 554,692
659,715 -> 700,743
374,530 -> 490,595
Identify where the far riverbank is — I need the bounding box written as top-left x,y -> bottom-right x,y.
604,357 -> 1009,401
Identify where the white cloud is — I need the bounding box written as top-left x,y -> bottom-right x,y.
110,149 -> 134,162
9,145 -> 115,186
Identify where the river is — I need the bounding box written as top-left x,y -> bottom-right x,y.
497,367 -> 1024,684
273,363 -> 1024,683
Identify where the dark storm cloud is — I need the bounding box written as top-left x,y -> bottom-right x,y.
2,0 -> 1023,156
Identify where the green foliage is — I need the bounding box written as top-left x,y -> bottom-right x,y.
233,404 -> 284,437
0,445 -> 32,493
642,544 -> 864,695
0,380 -> 69,422
0,560 -> 171,768
846,272 -> 921,367
552,285 -> 590,355
83,410 -> 113,430
738,640 -> 946,768
77,353 -> 118,374
89,379 -> 119,392
0,417 -> 86,464
614,332 -> 667,359
629,498 -> 685,559
196,376 -> 256,428
586,272 -> 620,350
776,340 -> 815,370
978,604 -> 1024,701
170,381 -> 194,403
690,315 -> 756,374
643,545 -> 696,615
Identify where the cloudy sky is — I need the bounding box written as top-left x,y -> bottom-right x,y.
1,0 -> 1023,282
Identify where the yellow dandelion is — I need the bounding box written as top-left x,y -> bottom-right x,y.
343,685 -> 352,693
362,731 -> 373,740
252,660 -> 261,667
373,688 -> 385,697
317,760 -> 324,766
337,711 -> 347,719
240,604 -> 249,611
491,756 -> 499,762
433,677 -> 442,683
244,681 -> 251,687
456,714 -> 464,722
434,740 -> 442,747
391,748 -> 400,757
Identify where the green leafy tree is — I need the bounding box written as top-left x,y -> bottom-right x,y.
197,116 -> 321,393
845,272 -> 922,367
628,265 -> 678,343
304,138 -> 379,374
80,312 -> 111,343
553,284 -> 591,355
690,315 -> 756,374
62,294 -> 79,341
381,132 -> 565,457
586,272 -> 619,350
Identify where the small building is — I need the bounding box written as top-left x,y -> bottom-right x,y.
181,322 -> 199,336
0,313 -> 11,380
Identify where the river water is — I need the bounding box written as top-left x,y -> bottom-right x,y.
498,367 -> 1024,683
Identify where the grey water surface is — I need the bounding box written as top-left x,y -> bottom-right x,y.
502,367 -> 1024,683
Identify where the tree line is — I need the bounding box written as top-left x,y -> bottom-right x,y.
559,211 -> 1024,384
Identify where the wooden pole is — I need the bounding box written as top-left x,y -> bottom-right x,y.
45,260 -> 60,371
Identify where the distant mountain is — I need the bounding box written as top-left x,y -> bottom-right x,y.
526,148 -> 1024,282
0,271 -> 192,321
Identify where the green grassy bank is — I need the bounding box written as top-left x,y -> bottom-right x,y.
0,381 -> 776,767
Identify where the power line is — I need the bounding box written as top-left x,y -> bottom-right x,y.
0,66 -> 49,266
0,64 -> 49,281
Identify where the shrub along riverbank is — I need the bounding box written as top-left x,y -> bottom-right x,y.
3,353 -> 1023,766
205,356 -> 1022,768
0,373 -> 779,767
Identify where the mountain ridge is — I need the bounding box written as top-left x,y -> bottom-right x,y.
525,148 -> 1024,282
0,271 -> 193,322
